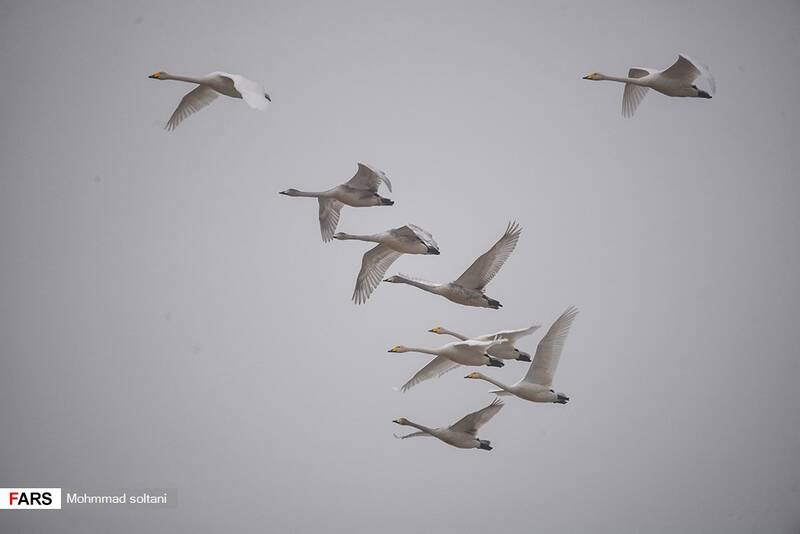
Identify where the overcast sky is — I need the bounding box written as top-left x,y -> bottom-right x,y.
2,1 -> 799,532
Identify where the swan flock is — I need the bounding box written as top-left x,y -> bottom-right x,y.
149,52 -> 713,451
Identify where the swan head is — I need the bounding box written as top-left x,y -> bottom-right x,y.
392,417 -> 410,426
383,275 -> 404,283
148,71 -> 167,80
428,327 -> 445,334
279,188 -> 301,196
464,372 -> 484,380
582,72 -> 603,81
388,345 -> 410,353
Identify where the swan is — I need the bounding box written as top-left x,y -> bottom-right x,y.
465,306 -> 579,403
582,55 -> 715,117
389,338 -> 506,392
279,163 -> 394,242
428,324 -> 540,361
393,398 -> 503,451
148,71 -> 271,130
334,224 -> 440,304
383,221 -> 521,308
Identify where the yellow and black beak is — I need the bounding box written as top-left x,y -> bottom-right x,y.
148,72 -> 161,79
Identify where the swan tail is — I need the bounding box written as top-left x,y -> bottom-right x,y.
486,298 -> 502,309
555,393 -> 570,404
478,440 -> 492,451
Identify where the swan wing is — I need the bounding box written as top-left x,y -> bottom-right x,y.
353,244 -> 403,304
318,198 -> 343,242
672,54 -> 716,94
219,72 -> 270,110
621,68 -> 651,118
524,306 -> 579,387
660,55 -> 701,83
453,221 -> 522,290
399,356 -> 460,392
165,85 -> 219,131
449,398 -> 503,435
345,162 -> 392,192
395,224 -> 439,250
487,324 -> 541,342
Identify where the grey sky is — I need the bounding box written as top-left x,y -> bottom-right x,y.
1,0 -> 799,532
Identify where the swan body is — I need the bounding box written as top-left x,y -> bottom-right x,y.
148,71 -> 271,130
465,306 -> 579,403
280,163 -> 393,242
428,324 -> 540,361
393,398 -> 503,450
334,225 -> 439,304
389,339 -> 506,392
583,55 -> 715,117
383,221 -> 521,309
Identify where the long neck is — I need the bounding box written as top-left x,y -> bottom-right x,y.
397,276 -> 438,293
288,190 -> 327,198
479,375 -> 511,391
405,421 -> 435,435
441,328 -> 468,341
600,73 -> 643,85
335,232 -> 381,242
162,73 -> 206,84
402,347 -> 440,356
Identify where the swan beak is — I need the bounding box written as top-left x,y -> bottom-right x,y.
428,327 -> 441,334
148,72 -> 161,79
265,93 -> 272,102
278,190 -> 288,195
392,419 -> 401,424
582,74 -> 590,80
388,347 -> 397,353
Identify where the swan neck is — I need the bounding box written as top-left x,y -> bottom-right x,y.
290,190 -> 326,198
481,375 -> 510,391
336,233 -> 380,242
405,347 -> 440,356
442,329 -> 468,341
162,73 -> 206,84
399,277 -> 436,293
405,421 -> 434,435
603,74 -> 640,84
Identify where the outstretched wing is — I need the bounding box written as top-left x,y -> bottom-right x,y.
621,68 -> 651,118
318,198 -> 343,242
449,398 -> 504,435
218,72 -> 270,110
345,163 -> 392,192
454,221 -> 522,290
524,306 -> 579,387
660,55 -> 701,83
165,85 -> 219,131
399,356 -> 460,392
353,244 -> 403,304
486,324 -> 541,343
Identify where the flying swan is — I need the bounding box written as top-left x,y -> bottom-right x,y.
334,225 -> 440,304
383,221 -> 521,308
148,71 -> 271,130
428,324 -> 540,361
280,163 -> 394,242
583,54 -> 715,117
465,306 -> 579,403
393,398 -> 504,451
389,338 -> 506,392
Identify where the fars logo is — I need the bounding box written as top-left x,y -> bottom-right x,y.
0,488 -> 62,510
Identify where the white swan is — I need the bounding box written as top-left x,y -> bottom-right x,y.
393,398 -> 503,451
428,324 -> 540,361
583,55 -> 715,117
389,339 -> 506,392
334,225 -> 439,304
383,221 -> 521,308
148,71 -> 271,130
279,163 -> 393,242
465,306 -> 579,403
